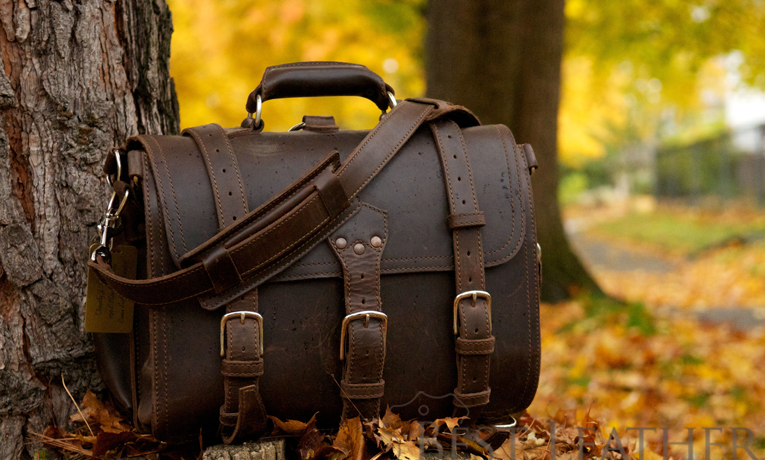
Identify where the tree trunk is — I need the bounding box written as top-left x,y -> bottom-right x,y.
0,0 -> 178,457
425,0 -> 602,301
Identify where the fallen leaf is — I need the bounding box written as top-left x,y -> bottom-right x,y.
432,416 -> 468,433
270,412 -> 319,435
390,440 -> 420,460
333,417 -> 366,460
382,406 -> 404,430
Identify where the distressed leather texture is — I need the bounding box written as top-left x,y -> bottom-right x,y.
92,63 -> 541,443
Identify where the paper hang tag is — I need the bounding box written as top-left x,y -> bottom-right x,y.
85,244 -> 137,333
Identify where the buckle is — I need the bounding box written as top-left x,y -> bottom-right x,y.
220,311 -> 264,357
453,290 -> 492,335
339,311 -> 388,360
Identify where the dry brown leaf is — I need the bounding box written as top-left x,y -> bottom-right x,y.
70,389 -> 132,433
390,440 -> 420,460
376,425 -> 404,451
299,423 -> 335,460
381,406 -> 404,430
333,417 -> 365,460
270,412 -> 319,435
432,416 -> 468,433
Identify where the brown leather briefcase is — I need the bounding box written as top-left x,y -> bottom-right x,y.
88,62 -> 541,443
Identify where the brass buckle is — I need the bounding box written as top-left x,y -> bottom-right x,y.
339,311 -> 388,360
453,290 -> 492,335
220,311 -> 264,357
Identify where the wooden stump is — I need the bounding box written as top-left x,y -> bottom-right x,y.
203,438 -> 286,460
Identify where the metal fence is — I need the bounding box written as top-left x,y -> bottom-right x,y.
654,124 -> 765,207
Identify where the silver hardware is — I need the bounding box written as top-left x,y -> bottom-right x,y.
220,311 -> 264,357
340,311 -> 387,360
353,243 -> 365,255
537,243 -> 542,264
246,94 -> 264,129
335,237 -> 348,249
288,122 -> 306,132
388,92 -> 397,108
493,416 -> 518,431
91,151 -> 130,262
370,236 -> 383,248
453,290 -> 492,335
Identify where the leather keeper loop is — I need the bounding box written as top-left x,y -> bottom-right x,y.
447,212 -> 486,229
453,388 -> 491,408
203,245 -> 242,294
455,336 -> 495,355
127,150 -> 144,181
222,359 -> 264,378
314,166 -> 349,218
219,408 -> 238,427
340,380 -> 385,399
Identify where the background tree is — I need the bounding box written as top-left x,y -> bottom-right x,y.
425,0 -> 602,301
0,1 -> 177,457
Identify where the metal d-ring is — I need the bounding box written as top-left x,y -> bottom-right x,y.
288,122 -> 306,132
388,91 -> 397,109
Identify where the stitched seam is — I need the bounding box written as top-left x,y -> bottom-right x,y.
488,125 -> 523,256
104,265 -> 205,288
143,155 -> 156,277
205,201 -> 361,308
226,307 -> 233,410
518,139 -> 537,410
273,270 -> 342,281
146,136 -> 189,253
161,307 -> 169,434
141,136 -> 180,258
188,128 -> 225,228
237,198 -> 330,278
232,194 -> 319,257
150,308 -> 158,434
384,255 -> 450,261
217,124 -> 249,213
451,220 -> 485,227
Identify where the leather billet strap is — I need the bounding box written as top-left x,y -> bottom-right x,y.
429,120 -> 494,417
184,126 -> 267,443
183,124 -> 249,229
329,205 -> 388,420
89,100 -> 479,308
219,291 -> 267,443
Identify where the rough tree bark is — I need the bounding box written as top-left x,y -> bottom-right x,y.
0,0 -> 178,457
425,0 -> 602,301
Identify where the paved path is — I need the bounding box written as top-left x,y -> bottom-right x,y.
567,231 -> 765,331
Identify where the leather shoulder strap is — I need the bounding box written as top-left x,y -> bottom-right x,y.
90,99 -> 454,307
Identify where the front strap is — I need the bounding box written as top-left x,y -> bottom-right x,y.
430,120 -> 494,419
219,290 -> 268,443
329,204 -> 388,420
89,100 -> 441,307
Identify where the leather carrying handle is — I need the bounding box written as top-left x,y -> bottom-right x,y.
245,62 -> 395,113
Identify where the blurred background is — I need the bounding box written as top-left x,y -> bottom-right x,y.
165,0 -> 765,457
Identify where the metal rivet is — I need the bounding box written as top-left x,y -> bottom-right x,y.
336,238 -> 347,249
353,243 -> 365,255
371,236 -> 382,248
